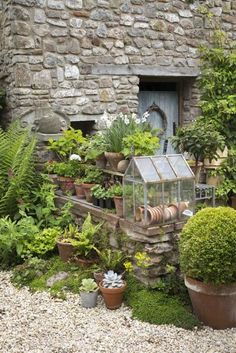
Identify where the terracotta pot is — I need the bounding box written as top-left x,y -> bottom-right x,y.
81,183 -> 96,203
72,256 -> 98,267
57,241 -> 75,262
185,276 -> 236,329
93,271 -> 105,285
104,152 -> 124,171
117,159 -> 130,173
114,196 -> 123,217
95,154 -> 107,169
99,281 -> 127,310
75,183 -> 86,199
58,176 -> 75,194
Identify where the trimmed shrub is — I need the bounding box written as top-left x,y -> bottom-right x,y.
180,207 -> 236,284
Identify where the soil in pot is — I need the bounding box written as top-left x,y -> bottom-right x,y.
57,241 -> 75,262
99,281 -> 127,310
114,196 -> 123,217
104,152 -> 124,172
80,291 -> 98,308
185,276 -> 236,329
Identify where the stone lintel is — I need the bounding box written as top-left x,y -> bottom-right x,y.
91,64 -> 200,77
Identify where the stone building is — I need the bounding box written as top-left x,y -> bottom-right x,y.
0,0 -> 235,150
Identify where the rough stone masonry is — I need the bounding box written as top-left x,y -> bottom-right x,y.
0,0 -> 235,131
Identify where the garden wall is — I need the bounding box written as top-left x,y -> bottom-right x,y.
0,0 -> 235,131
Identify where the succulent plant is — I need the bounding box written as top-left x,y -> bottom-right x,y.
102,270 -> 124,288
79,278 -> 98,292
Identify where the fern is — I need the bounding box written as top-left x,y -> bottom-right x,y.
0,122 -> 37,217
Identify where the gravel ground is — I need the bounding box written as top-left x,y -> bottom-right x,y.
0,272 -> 236,353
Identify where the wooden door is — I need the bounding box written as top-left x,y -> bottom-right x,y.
138,90 -> 179,155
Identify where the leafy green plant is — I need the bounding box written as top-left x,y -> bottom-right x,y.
197,45 -> 236,147
60,213 -> 102,259
180,207 -> 236,284
107,183 -> 123,198
79,278 -> 98,292
23,227 -> 59,257
12,257 -> 50,287
80,165 -> 103,184
48,128 -> 86,161
85,133 -> 107,161
91,185 -> 109,200
122,131 -> 160,158
96,249 -> 129,273
52,160 -> 82,178
0,122 -> 37,218
212,148 -> 236,200
171,119 -> 225,172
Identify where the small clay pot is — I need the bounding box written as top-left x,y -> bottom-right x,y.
75,183 -> 86,199
114,196 -> 123,217
99,281 -> 127,310
81,183 -> 96,203
57,241 -> 75,262
58,176 -> 75,195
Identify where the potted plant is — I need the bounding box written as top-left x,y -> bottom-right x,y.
79,165 -> 103,203
99,270 -> 127,310
53,160 -> 81,194
56,223 -> 79,262
48,127 -> 87,161
85,133 -> 107,169
79,278 -> 99,308
94,249 -> 129,284
122,131 -> 160,158
107,183 -> 123,217
171,119 -> 225,182
91,184 -> 114,209
45,160 -> 59,186
179,207 -> 236,329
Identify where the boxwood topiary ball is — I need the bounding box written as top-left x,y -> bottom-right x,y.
179,207 -> 236,285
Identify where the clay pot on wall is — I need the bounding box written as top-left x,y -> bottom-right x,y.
75,183 -> 86,199
58,176 -> 75,194
57,241 -> 75,262
114,196 -> 123,217
81,183 -> 96,203
104,152 -> 124,172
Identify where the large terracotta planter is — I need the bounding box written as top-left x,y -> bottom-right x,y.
58,176 -> 75,194
99,281 -> 127,310
114,196 -> 123,217
95,154 -> 107,169
81,183 -> 96,203
185,276 -> 236,329
104,152 -> 124,171
57,241 -> 75,262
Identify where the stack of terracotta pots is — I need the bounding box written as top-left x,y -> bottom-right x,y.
135,202 -> 189,226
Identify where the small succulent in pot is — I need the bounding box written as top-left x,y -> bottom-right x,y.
102,270 -> 124,288
79,278 -> 99,308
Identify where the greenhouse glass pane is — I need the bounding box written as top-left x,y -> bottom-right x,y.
168,155 -> 193,178
134,158 -> 160,182
152,156 -> 176,180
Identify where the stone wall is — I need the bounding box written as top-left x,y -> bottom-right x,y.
0,0 -> 235,129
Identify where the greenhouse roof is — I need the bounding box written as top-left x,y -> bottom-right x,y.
124,154 -> 194,183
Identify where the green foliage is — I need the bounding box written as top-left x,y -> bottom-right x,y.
60,213 -> 102,259
52,160 -> 83,178
180,207 -> 236,284
22,227 -> 59,257
0,216 -> 39,267
197,45 -> 236,147
122,131 -> 160,158
12,257 -> 50,287
48,128 -> 86,161
212,148 -> 236,200
96,249 -> 129,273
0,122 -> 37,218
85,133 -> 107,161
79,278 -> 98,292
91,184 -> 110,199
171,119 -> 225,168
124,275 -> 200,329
107,183 -> 123,197
79,165 -> 103,184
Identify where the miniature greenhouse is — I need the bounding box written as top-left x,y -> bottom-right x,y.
123,155 -> 195,226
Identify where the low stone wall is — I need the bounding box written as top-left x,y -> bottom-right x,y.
56,194 -> 184,284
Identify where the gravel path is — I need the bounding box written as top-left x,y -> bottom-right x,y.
0,272 -> 236,353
